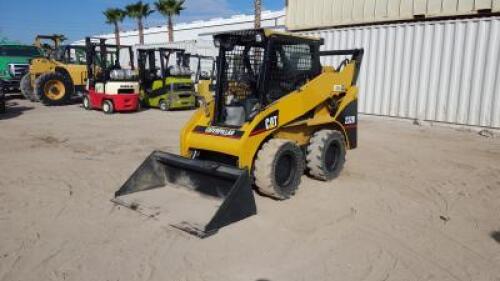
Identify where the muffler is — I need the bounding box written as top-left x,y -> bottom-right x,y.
112,151 -> 256,238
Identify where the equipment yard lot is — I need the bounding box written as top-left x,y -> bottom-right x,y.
1,99 -> 499,281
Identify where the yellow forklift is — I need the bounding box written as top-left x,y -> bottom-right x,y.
191,54 -> 216,105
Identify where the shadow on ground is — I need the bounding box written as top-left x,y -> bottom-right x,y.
490,231 -> 500,244
0,101 -> 34,120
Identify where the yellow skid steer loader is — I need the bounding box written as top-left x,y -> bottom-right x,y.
113,29 -> 364,237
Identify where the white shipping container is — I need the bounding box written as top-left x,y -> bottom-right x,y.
302,17 -> 500,128
287,0 -> 500,31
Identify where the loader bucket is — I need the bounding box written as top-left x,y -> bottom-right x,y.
112,151 -> 256,238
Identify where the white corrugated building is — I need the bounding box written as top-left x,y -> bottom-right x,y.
74,10 -> 285,73
75,10 -> 285,46
288,0 -> 500,129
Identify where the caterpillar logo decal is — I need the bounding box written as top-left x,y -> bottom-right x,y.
193,126 -> 244,138
250,110 -> 279,136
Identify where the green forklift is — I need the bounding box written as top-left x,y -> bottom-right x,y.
138,48 -> 196,111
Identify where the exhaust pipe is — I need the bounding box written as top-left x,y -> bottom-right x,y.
112,151 -> 257,238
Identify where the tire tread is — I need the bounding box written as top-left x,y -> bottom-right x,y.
306,130 -> 346,181
35,72 -> 73,106
254,139 -> 304,200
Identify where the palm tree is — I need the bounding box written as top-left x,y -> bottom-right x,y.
154,0 -> 185,42
254,0 -> 261,29
103,8 -> 126,46
125,1 -> 154,45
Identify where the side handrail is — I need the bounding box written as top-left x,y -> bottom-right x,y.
319,48 -> 364,86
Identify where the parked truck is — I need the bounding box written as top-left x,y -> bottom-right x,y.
0,42 -> 42,93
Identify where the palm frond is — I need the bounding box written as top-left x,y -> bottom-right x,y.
103,8 -> 126,24
154,0 -> 185,16
125,1 -> 154,19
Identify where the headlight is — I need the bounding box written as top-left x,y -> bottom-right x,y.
255,34 -> 263,43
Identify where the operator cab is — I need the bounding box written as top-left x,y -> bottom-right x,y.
213,29 -> 322,127
52,45 -> 87,65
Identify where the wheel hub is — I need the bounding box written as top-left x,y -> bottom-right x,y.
44,80 -> 65,100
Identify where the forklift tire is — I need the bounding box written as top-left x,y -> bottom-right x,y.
102,100 -> 114,114
159,99 -> 170,111
20,74 -> 36,102
35,72 -> 74,106
254,139 -> 304,200
82,95 -> 91,110
306,130 -> 346,181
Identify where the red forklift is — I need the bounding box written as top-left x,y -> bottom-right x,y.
83,37 -> 140,114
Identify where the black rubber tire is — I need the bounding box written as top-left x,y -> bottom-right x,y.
159,99 -> 169,111
35,72 -> 74,106
82,95 -> 91,110
306,130 -> 346,181
253,139 -> 304,200
0,93 -> 5,113
20,74 -> 36,102
102,100 -> 114,114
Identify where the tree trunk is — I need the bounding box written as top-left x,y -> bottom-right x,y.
114,22 -> 121,47
168,15 -> 174,42
254,0 -> 261,29
138,18 -> 144,45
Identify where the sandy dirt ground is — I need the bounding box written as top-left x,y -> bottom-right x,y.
0,97 -> 499,281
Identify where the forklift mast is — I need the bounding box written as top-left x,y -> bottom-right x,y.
85,37 -> 135,87
137,48 -> 188,91
191,55 -> 216,83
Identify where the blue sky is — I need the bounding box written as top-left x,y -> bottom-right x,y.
0,0 -> 284,44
